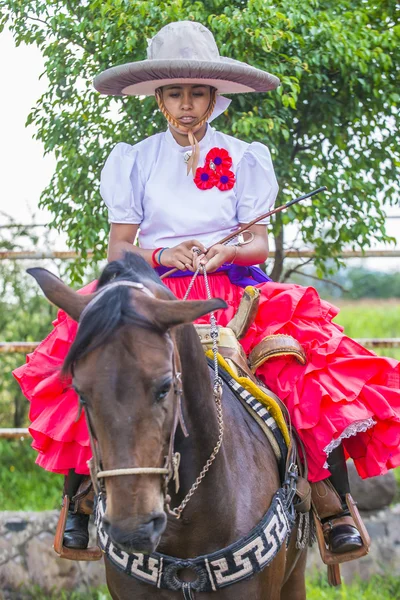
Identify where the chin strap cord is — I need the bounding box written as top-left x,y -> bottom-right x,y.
155,87 -> 217,176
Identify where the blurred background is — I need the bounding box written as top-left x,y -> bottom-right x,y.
0,2 -> 399,598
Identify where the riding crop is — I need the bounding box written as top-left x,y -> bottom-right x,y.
160,186 -> 328,280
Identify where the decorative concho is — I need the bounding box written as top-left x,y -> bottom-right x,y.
183,150 -> 193,164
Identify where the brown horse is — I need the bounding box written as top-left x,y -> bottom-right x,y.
29,253 -> 307,600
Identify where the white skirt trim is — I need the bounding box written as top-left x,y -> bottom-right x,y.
323,418 -> 377,469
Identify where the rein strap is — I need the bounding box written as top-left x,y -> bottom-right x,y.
80,279 -> 181,495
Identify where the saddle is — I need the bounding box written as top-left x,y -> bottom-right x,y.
195,286 -> 370,585
197,286 -> 307,383
53,285 -> 370,585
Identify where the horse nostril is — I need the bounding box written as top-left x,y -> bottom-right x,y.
151,512 -> 167,538
106,512 -> 167,553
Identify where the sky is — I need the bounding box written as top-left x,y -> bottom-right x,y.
0,28 -> 55,226
0,27 -> 398,269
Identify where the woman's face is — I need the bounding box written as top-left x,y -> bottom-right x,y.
161,84 -> 212,129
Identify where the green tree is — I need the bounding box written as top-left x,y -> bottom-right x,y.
1,0 -> 399,282
289,264 -> 400,300
0,217 -> 57,426
345,267 -> 400,300
0,214 -> 101,426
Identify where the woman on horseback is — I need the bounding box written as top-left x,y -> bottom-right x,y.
14,21 -> 400,558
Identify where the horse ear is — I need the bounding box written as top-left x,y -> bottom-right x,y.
149,298 -> 228,329
27,268 -> 95,322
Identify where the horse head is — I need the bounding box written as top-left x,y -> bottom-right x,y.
29,254 -> 226,554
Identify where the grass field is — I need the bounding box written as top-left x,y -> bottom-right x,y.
306,574 -> 400,599
333,299 -> 400,359
9,574 -> 400,599
0,437 -> 62,510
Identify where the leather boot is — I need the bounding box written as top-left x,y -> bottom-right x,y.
324,446 -> 363,554
63,469 -> 90,549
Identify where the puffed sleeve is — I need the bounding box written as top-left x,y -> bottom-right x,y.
235,142 -> 279,224
100,142 -> 144,224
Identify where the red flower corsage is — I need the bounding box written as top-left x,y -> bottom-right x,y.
194,147 -> 235,192
205,147 -> 232,171
194,166 -> 217,190
214,170 -> 236,191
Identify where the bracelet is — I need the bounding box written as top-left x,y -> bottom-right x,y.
151,247 -> 163,267
228,245 -> 238,265
236,231 -> 255,246
158,247 -> 169,266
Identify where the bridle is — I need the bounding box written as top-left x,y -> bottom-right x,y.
77,278 -> 224,519
78,281 -> 182,502
80,278 -> 301,599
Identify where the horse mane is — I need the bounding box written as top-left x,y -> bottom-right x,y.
63,253 -> 167,375
96,251 -> 163,289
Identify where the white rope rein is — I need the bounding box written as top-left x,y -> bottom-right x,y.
97,467 -> 169,479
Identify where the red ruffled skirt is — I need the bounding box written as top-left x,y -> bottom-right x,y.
13,274 -> 400,482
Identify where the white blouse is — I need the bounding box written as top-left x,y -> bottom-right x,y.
100,125 -> 278,249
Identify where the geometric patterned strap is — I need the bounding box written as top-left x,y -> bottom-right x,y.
96,489 -> 292,594
211,360 -> 288,482
206,352 -> 291,447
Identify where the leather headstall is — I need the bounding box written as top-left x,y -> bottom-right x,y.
76,280 -> 187,502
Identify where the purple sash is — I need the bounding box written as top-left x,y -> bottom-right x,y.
155,264 -> 271,288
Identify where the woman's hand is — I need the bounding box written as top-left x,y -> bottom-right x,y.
196,244 -> 236,273
160,240 -> 207,271
195,224 -> 269,271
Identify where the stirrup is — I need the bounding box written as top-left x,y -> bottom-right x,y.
313,493 -> 371,586
54,495 -> 102,561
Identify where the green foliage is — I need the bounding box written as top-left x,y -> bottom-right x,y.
0,215 -> 100,427
0,439 -> 62,510
4,586 -> 111,599
344,268 -> 400,300
306,574 -> 400,599
394,466 -> 400,504
1,0 -> 399,282
9,574 -> 400,599
333,299 -> 400,359
289,266 -> 400,300
0,219 -> 57,427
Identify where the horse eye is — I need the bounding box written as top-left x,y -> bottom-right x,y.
78,393 -> 88,406
155,382 -> 172,402
73,385 -> 88,405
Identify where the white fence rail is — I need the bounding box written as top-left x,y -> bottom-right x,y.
2,338 -> 399,439
1,249 -> 400,260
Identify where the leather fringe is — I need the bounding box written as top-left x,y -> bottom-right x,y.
182,583 -> 195,599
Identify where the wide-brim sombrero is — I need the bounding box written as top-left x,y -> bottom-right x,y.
93,21 -> 280,97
